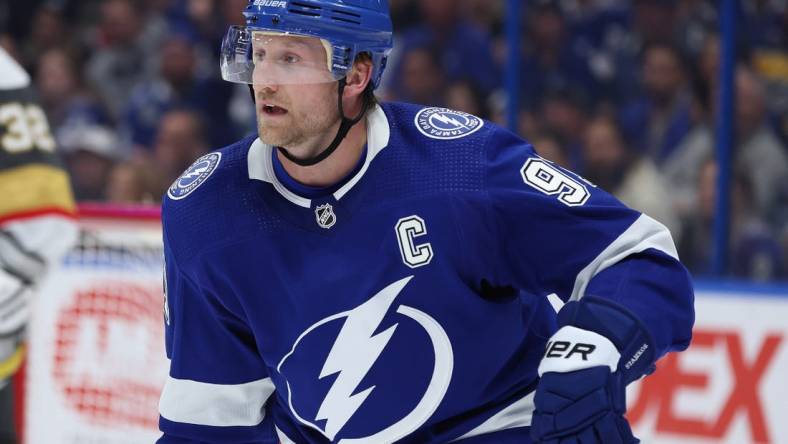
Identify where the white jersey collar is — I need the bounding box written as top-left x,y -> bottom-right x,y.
248,104 -> 391,208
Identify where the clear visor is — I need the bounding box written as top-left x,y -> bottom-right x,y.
220,26 -> 344,85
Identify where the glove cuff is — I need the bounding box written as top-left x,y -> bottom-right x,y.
556,296 -> 656,384
537,326 -> 621,376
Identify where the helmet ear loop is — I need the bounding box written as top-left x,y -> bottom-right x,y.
277,77 -> 371,167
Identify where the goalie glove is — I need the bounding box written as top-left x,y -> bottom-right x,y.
530,297 -> 656,444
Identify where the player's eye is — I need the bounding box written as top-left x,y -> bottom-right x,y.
283,53 -> 301,64
253,50 -> 266,63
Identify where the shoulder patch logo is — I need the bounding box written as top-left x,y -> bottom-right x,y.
414,107 -> 484,140
167,152 -> 222,201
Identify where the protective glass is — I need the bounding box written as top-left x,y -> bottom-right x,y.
220,26 -> 345,85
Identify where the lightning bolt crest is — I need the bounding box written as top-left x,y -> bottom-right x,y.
315,276 -> 413,440
182,165 -> 209,180
431,113 -> 467,129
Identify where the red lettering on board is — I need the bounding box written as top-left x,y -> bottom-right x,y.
628,329 -> 782,443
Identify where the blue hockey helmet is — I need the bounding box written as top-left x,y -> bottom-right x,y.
221,0 -> 393,89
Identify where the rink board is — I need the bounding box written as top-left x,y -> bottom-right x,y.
628,283 -> 788,444
24,206 -> 166,444
22,206 -> 788,443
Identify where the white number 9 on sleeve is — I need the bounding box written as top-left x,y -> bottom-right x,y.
520,158 -> 591,207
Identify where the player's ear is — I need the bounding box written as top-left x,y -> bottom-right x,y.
343,54 -> 373,100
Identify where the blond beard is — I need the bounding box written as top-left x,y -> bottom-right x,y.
259,107 -> 342,150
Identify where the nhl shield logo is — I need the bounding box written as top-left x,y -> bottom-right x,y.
315,204 -> 336,229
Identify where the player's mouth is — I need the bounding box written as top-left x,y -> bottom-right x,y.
261,104 -> 288,116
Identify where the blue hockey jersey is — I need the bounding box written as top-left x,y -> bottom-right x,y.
158,102 -> 694,444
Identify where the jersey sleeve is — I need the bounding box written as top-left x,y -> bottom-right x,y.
480,128 -> 694,364
157,229 -> 278,444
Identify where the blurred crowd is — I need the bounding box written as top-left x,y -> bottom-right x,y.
1,0 -> 787,280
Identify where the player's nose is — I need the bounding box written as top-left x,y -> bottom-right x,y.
252,65 -> 281,92
254,82 -> 279,96
253,75 -> 280,93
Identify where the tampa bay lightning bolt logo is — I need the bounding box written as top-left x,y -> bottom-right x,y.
167,152 -> 222,200
415,107 -> 484,140
277,277 -> 454,443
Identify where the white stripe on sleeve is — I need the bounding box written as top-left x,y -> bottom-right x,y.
159,375 -> 276,427
449,392 -> 534,442
570,214 -> 678,302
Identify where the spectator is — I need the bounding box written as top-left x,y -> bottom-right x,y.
581,116 -> 681,241
219,0 -> 250,27
562,0 -> 632,103
733,66 -> 788,222
661,91 -> 713,220
666,66 -> 788,224
396,45 -> 446,106
539,86 -> 591,170
630,0 -> 680,48
85,0 -> 158,118
20,5 -> 72,70
106,158 -> 165,204
155,0 -> 225,78
36,48 -> 112,133
389,0 -> 420,30
674,0 -> 718,57
680,158 -> 784,280
182,0 -> 221,40
697,33 -> 722,90
518,1 -> 599,107
532,131 -> 570,169
742,0 -> 786,51
445,79 -> 489,119
59,123 -> 123,201
153,109 -> 210,188
461,0 -> 504,36
516,108 -> 542,141
573,0 -> 683,106
386,0 -> 500,98
121,33 -> 236,150
619,42 -> 693,163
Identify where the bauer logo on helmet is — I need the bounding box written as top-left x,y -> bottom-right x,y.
254,0 -> 287,7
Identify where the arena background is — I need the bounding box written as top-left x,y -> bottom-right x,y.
1,0 -> 787,443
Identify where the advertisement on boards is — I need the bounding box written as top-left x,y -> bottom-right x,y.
22,208 -> 788,443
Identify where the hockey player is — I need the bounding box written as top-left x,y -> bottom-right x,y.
157,1 -> 694,443
0,47 -> 78,443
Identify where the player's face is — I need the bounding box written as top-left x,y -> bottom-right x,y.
251,35 -> 342,155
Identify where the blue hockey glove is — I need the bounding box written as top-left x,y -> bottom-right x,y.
530,297 -> 656,444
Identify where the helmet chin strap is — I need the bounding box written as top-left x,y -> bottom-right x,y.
277,78 -> 369,167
